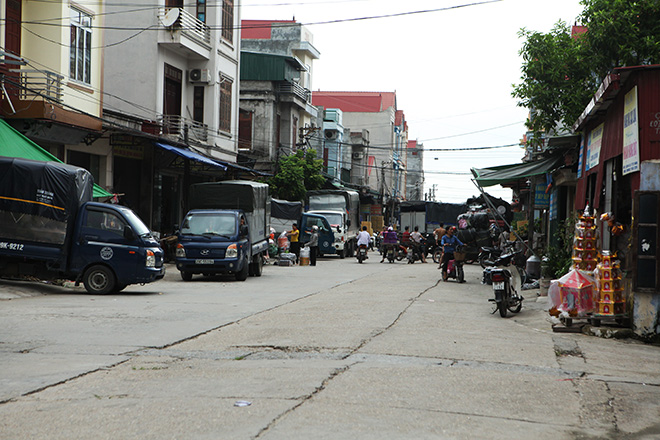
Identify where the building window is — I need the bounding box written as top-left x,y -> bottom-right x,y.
219,77 -> 233,133
193,86 -> 204,123
196,0 -> 206,22
70,8 -> 92,84
238,109 -> 253,150
222,0 -> 234,43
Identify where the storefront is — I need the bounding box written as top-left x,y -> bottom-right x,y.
573,66 -> 660,338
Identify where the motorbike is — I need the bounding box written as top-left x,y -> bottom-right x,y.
487,251 -> 524,317
357,244 -> 368,263
444,245 -> 465,282
384,244 -> 397,263
406,242 -> 426,264
478,241 -> 518,268
395,244 -> 407,261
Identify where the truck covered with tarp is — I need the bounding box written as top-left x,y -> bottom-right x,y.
175,180 -> 270,281
0,157 -> 165,293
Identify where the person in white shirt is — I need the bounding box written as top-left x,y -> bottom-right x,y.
356,226 -> 371,257
410,226 -> 427,263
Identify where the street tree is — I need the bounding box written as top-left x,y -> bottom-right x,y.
268,149 -> 325,201
512,0 -> 660,145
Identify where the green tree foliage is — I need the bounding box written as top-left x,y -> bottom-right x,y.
268,149 -> 324,201
580,0 -> 660,74
513,0 -> 660,144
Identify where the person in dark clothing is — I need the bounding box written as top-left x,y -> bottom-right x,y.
308,225 -> 319,266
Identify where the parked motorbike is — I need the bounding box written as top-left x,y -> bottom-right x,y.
478,246 -> 502,268
487,251 -> 524,317
444,245 -> 465,282
357,244 -> 368,263
478,241 -> 518,268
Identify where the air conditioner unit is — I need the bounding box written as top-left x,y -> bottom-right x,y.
189,68 -> 211,84
324,129 -> 338,140
352,152 -> 363,160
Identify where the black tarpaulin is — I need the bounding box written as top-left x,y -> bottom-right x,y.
189,180 -> 270,242
0,156 -> 93,222
271,198 -> 302,220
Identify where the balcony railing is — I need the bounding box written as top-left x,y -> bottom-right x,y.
158,7 -> 211,46
10,69 -> 63,103
276,81 -> 311,103
158,114 -> 209,143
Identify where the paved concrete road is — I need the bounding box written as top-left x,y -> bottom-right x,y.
1,257 -> 659,439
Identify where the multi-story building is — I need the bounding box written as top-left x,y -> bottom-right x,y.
100,0 -> 244,232
311,91 -> 407,203
406,140 -> 424,200
1,1 -> 106,185
238,19 -> 319,173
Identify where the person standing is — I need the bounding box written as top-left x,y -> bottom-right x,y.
288,223 -> 300,264
441,226 -> 464,281
307,225 -> 319,266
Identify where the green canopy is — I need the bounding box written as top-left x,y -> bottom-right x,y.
0,118 -> 113,198
471,155 -> 564,187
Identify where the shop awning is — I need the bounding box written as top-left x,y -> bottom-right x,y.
154,142 -> 227,170
0,119 -> 113,198
471,155 -> 564,187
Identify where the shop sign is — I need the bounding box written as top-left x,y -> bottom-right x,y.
586,122 -> 604,171
648,112 -> 660,141
534,184 -> 550,208
114,144 -> 144,160
370,204 -> 382,215
622,86 -> 640,175
549,190 -> 558,221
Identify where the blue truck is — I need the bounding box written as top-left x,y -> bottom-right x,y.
0,157 -> 165,294
271,198 -> 335,256
175,180 -> 270,281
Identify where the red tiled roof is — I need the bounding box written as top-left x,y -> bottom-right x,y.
571,25 -> 587,40
312,91 -> 396,113
241,20 -> 296,40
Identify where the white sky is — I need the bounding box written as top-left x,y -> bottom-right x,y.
240,0 -> 585,203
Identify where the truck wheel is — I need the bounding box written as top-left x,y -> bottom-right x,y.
83,265 -> 116,295
180,271 -> 193,281
252,255 -> 263,277
339,248 -> 345,259
235,258 -> 249,281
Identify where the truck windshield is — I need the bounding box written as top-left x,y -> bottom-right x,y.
122,209 -> 152,237
181,213 -> 235,237
308,194 -> 345,211
321,212 -> 343,227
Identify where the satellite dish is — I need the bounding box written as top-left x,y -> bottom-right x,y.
161,8 -> 180,27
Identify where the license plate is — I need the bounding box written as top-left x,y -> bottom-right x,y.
195,259 -> 214,264
493,282 -> 505,290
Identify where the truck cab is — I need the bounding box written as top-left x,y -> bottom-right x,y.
71,203 -> 165,293
299,213 -> 335,256
175,209 -> 261,281
307,210 -> 352,258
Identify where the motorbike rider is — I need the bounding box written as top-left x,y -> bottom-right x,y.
440,226 -> 464,281
380,226 -> 398,263
356,226 -> 371,258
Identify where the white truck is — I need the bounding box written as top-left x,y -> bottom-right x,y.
305,189 -> 360,258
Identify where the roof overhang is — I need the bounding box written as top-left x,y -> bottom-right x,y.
471,155 -> 564,187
